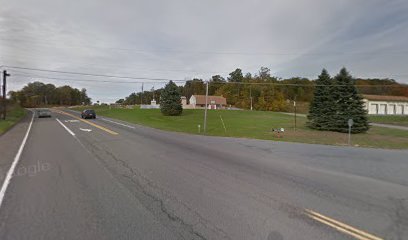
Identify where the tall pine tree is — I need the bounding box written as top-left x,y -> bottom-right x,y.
332,68 -> 369,133
307,69 -> 336,130
160,81 -> 183,116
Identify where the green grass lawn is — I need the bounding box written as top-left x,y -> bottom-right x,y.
0,105 -> 26,135
369,115 -> 408,127
72,106 -> 408,149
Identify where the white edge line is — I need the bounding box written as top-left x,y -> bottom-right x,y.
0,109 -> 34,208
100,118 -> 135,129
56,118 -> 76,136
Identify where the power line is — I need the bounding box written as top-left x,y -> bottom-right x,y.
0,52 -> 230,75
210,81 -> 405,87
3,65 -> 187,82
12,73 -> 405,88
3,65 -> 407,87
12,73 -> 185,84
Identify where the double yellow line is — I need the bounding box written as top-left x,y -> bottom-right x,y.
305,209 -> 383,240
54,110 -> 119,135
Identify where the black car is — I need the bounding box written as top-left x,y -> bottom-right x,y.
81,109 -> 96,119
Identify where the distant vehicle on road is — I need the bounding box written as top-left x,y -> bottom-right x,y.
37,109 -> 52,118
81,109 -> 96,119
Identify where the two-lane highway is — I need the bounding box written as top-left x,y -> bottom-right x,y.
0,110 -> 178,239
0,109 -> 407,239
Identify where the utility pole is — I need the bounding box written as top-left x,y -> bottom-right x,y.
152,86 -> 155,101
141,83 -> 144,105
348,119 -> 353,146
293,95 -> 297,131
203,81 -> 209,133
2,70 -> 10,120
250,86 -> 253,111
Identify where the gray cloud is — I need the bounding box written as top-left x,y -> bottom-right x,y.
1,0 -> 408,102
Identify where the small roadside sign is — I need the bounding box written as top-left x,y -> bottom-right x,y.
348,119 -> 354,127
347,118 -> 353,145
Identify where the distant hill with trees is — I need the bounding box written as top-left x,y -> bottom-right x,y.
9,81 -> 91,107
118,67 -> 408,112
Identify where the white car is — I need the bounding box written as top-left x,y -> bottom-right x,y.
37,109 -> 52,118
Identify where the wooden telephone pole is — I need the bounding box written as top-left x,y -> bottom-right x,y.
2,70 -> 10,120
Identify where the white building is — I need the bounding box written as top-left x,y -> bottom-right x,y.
362,94 -> 408,115
140,99 -> 160,109
181,96 -> 187,106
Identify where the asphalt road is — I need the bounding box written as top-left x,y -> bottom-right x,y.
0,109 -> 407,240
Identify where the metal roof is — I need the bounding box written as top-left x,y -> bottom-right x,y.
362,94 -> 408,102
191,95 -> 227,105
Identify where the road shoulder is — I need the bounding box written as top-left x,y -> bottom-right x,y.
370,122 -> 408,131
0,110 -> 33,185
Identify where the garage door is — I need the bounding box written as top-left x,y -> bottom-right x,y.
369,104 -> 378,114
389,104 -> 396,114
396,105 -> 403,115
379,104 -> 387,114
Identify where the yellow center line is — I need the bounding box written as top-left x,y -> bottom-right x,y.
304,209 -> 383,240
53,110 -> 119,135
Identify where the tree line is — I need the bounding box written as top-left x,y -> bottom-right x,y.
9,81 -> 91,107
118,67 -> 408,112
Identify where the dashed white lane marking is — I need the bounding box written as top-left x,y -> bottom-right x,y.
56,118 -> 76,136
0,110 -> 34,208
80,128 -> 92,132
55,111 -> 118,135
64,120 -> 79,123
100,118 -> 136,129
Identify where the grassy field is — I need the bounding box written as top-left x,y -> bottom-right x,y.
0,105 -> 26,135
369,115 -> 408,127
72,106 -> 408,149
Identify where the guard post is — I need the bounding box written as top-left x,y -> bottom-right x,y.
348,118 -> 354,145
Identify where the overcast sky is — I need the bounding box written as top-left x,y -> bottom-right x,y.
1,0 -> 408,103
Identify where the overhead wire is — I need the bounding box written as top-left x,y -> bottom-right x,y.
12,73 -> 184,84
9,71 -> 406,87
3,65 -> 187,82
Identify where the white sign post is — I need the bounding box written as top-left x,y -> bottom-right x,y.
348,118 -> 354,145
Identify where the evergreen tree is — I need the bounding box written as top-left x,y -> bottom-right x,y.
307,69 -> 336,130
160,81 -> 183,116
332,68 -> 369,133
